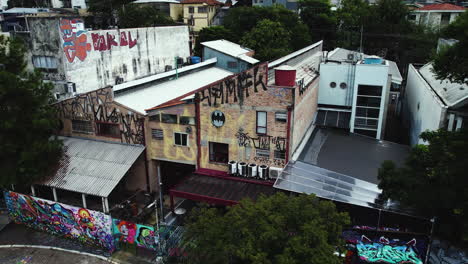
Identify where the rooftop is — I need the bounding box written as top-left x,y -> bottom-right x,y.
418,63 -> 468,108
201,39 -> 259,64
416,3 -> 465,11
41,136 -> 145,198
180,0 -> 223,5
132,0 -> 180,3
114,64 -> 232,113
298,128 -> 410,184
2,7 -> 50,14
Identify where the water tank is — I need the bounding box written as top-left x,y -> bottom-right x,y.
238,162 -> 247,177
248,164 -> 258,178
275,65 -> 296,86
228,160 -> 237,175
364,56 -> 383,65
258,165 -> 269,180
191,56 -> 201,64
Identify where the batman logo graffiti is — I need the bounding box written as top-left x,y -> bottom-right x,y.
211,110 -> 225,128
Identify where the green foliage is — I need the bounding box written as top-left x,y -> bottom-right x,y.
183,192 -> 350,264
0,36 -> 62,187
223,5 -> 311,61
298,0 -> 336,48
194,26 -> 236,57
241,19 -> 292,62
378,129 -> 468,242
432,11 -> 468,85
117,4 -> 175,28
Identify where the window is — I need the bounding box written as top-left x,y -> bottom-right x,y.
275,112 -> 287,122
96,122 -> 120,138
256,149 -> 270,158
227,61 -> 238,69
441,13 -> 450,26
149,114 -> 160,122
174,132 -> 188,146
32,56 -> 58,69
330,82 -> 336,88
274,150 -> 286,160
408,14 -> 416,21
72,120 -> 93,134
198,6 -> 207,13
152,129 -> 164,140
188,7 -> 194,13
357,85 -> 382,96
256,111 -> 267,134
340,82 -> 347,89
180,116 -> 195,125
161,114 -> 177,124
209,142 -> 229,163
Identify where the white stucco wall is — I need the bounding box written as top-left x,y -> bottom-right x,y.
71,0 -> 87,8
318,63 -> 355,107
414,11 -> 463,28
0,0 -> 8,10
51,0 -> 63,8
404,64 -> 447,145
59,23 -> 190,93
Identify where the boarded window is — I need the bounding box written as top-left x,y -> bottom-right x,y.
174,132 -> 188,146
180,116 -> 195,125
256,149 -> 270,158
256,111 -> 267,134
274,150 -> 286,160
161,114 -> 177,124
152,129 -> 164,140
72,120 -> 93,134
32,56 -> 58,69
96,122 -> 120,138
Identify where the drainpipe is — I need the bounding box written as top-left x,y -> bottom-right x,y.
195,98 -> 201,169
285,106 -> 293,164
140,117 -> 151,193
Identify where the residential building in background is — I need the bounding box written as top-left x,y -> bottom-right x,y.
201,39 -> 259,73
409,3 -> 465,28
181,0 -> 222,32
252,0 -> 298,12
132,0 -> 184,21
17,16 -> 190,98
404,63 -> 468,145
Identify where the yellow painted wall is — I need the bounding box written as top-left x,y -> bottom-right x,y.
170,4 -> 184,21
183,4 -> 219,32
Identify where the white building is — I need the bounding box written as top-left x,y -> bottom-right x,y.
316,48 -> 402,140
404,63 -> 468,145
409,3 -> 465,29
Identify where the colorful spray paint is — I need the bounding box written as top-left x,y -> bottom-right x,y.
356,236 -> 423,264
112,219 -> 159,250
4,191 -> 114,251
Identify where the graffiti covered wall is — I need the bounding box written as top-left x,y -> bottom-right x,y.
197,63 -> 294,170
112,219 -> 159,250
56,87 -> 145,145
357,241 -> 423,264
4,191 -> 114,251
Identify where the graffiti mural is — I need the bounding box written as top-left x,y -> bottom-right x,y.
235,129 -> 286,152
4,191 -> 114,251
112,219 -> 158,250
60,19 -> 92,63
91,31 -> 137,51
356,236 -> 423,264
196,64 -> 268,106
56,88 -> 144,145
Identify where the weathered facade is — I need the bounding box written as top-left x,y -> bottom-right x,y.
22,17 -> 190,96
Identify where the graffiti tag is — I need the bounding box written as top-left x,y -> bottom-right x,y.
91,31 -> 137,51
60,19 -> 92,63
357,241 -> 423,264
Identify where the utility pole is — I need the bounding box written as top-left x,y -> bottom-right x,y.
359,24 -> 364,54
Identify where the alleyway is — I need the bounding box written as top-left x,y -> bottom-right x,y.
0,247 -> 111,264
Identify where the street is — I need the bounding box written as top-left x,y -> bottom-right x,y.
0,247 -> 112,264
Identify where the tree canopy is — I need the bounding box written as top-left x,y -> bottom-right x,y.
181,192 -> 350,264
117,5 -> 175,29
194,26 -> 236,57
432,11 -> 468,85
378,129 -> 468,242
0,36 -> 62,187
298,0 -> 337,49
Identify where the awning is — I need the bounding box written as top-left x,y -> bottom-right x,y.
41,136 -> 145,197
170,175 -> 277,206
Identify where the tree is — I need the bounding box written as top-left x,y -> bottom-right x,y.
378,129 -> 468,242
298,0 -> 337,49
87,0 -> 132,28
182,192 -> 350,264
241,19 -> 292,61
432,11 -> 468,85
117,5 -> 175,29
193,26 -> 236,57
0,36 -> 62,187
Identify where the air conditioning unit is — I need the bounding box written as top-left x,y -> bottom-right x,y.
176,57 -> 184,67
64,82 -> 76,94
258,165 -> 269,180
165,65 -> 173,72
228,160 -> 237,175
238,162 -> 247,177
347,53 -> 354,61
269,167 -> 283,180
248,163 -> 257,178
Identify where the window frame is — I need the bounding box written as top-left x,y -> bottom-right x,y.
149,114 -> 161,122
197,6 -> 207,13
256,149 -> 270,158
274,150 -> 286,160
209,142 -> 229,163
180,116 -> 196,125
161,114 -> 178,124
174,132 -> 189,146
188,6 -> 195,13
71,119 -> 93,134
256,111 -> 267,135
151,129 -> 164,140
95,121 -> 120,138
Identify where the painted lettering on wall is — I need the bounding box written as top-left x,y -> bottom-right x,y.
60,19 -> 92,63
112,219 -> 159,250
57,88 -> 144,145
196,64 -> 268,106
4,191 -> 114,251
91,31 -> 137,52
235,129 -> 286,167
357,238 -> 423,264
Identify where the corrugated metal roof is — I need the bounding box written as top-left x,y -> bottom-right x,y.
201,40 -> 259,64
42,137 -> 145,197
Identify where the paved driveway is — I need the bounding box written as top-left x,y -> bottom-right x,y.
0,247 -> 112,264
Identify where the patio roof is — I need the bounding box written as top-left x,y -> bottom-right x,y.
41,136 -> 145,198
